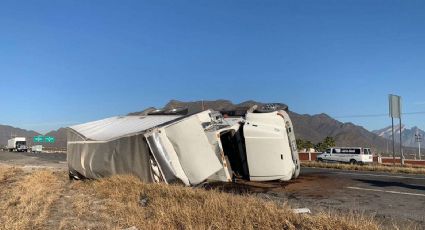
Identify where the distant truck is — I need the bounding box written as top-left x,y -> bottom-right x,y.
31,145 -> 43,153
7,137 -> 28,152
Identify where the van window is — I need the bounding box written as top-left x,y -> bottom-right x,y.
363,149 -> 371,155
340,148 -> 360,154
332,148 -> 340,153
325,149 -> 331,153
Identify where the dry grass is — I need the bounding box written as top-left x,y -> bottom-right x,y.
0,166 -> 22,181
302,161 -> 425,174
0,168 -> 65,229
65,175 -> 380,230
0,166 -> 383,230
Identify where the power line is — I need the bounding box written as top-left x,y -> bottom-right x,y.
333,111 -> 425,119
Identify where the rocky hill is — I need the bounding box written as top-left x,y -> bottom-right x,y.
44,128 -> 68,149
288,112 -> 391,152
0,125 -> 40,147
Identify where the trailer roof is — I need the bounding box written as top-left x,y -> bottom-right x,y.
69,115 -> 181,141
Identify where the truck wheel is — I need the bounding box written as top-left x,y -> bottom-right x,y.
68,170 -> 84,180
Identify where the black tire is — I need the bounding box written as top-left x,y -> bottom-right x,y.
68,172 -> 74,180
349,159 -> 357,165
68,170 -> 84,180
317,158 -> 323,162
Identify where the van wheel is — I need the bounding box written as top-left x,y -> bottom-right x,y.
317,158 -> 323,162
349,159 -> 357,165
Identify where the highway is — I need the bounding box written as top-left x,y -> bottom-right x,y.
284,167 -> 425,228
0,150 -> 66,169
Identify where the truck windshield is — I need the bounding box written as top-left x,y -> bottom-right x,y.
16,141 -> 26,147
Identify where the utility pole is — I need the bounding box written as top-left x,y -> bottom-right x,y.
415,131 -> 422,160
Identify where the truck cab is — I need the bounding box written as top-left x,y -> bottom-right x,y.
242,110 -> 299,181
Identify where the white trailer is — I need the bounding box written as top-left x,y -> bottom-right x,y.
31,145 -> 43,153
7,137 -> 28,152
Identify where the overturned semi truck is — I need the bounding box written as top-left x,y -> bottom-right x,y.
67,107 -> 300,186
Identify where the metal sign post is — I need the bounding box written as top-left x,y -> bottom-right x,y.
391,117 -> 396,165
400,116 -> 404,166
389,94 -> 402,166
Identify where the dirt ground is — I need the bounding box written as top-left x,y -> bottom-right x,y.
0,167 -> 381,230
0,150 -> 423,229
203,169 -> 425,229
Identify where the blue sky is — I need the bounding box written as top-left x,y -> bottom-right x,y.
1,0 -> 425,133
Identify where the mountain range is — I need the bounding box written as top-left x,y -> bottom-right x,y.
0,125 -> 66,149
131,99 -> 410,153
373,125 -> 425,148
1,99 -> 423,154
0,124 -> 40,147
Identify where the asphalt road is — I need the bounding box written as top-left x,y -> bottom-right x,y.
283,167 -> 425,228
0,150 -> 67,169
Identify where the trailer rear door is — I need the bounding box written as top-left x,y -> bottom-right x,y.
163,115 -> 223,185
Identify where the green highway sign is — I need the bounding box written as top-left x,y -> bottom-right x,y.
33,136 -> 44,143
44,136 -> 56,143
33,136 -> 56,143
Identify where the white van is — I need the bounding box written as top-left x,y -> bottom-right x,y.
317,147 -> 373,164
